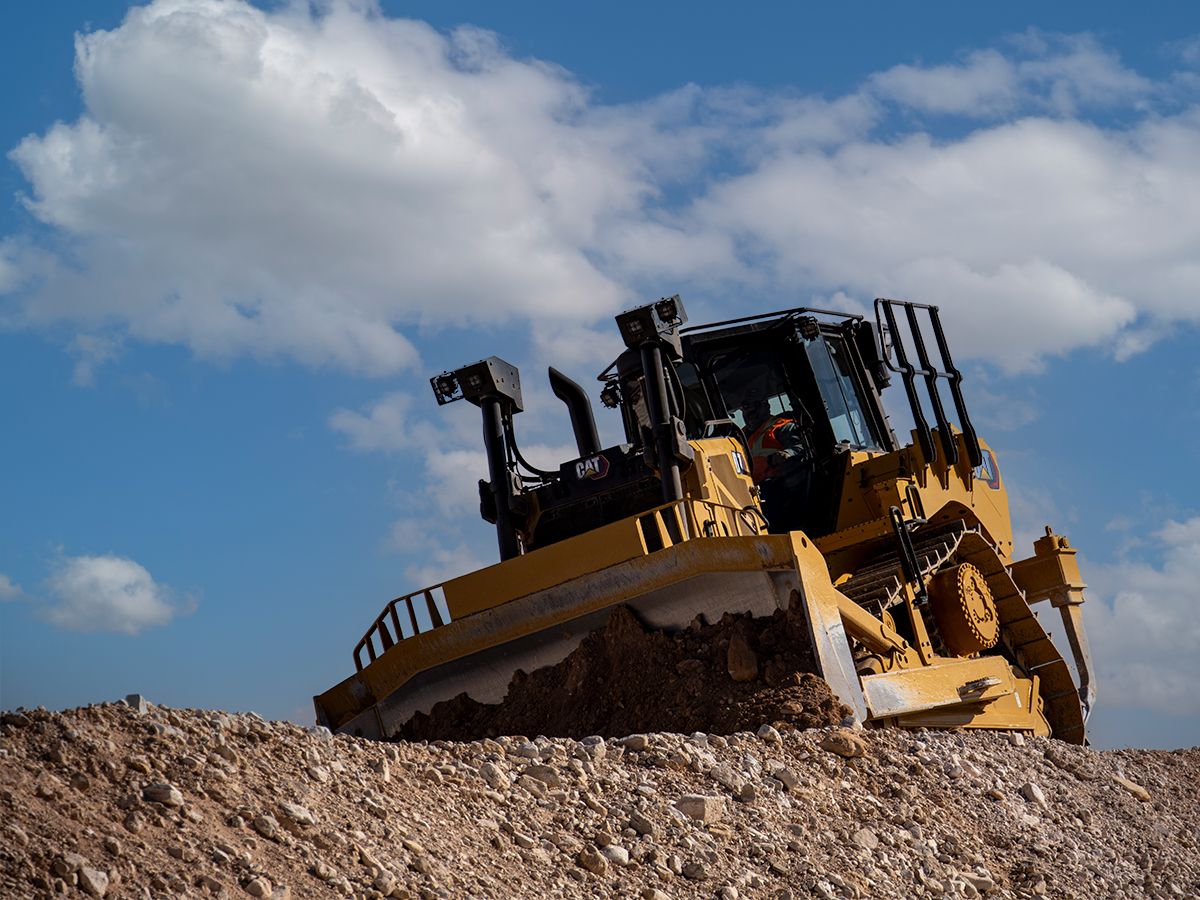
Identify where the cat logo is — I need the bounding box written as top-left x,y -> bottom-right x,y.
974,448 -> 1001,490
575,454 -> 610,480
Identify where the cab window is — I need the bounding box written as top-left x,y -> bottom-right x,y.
805,336 -> 883,450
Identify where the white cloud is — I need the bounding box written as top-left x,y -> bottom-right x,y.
4,3 -> 1200,380
1007,480 -> 1077,559
0,241 -> 22,295
869,35 -> 1150,118
41,554 -> 191,635
1011,32 -> 1152,113
1174,35 -> 1200,67
0,573 -> 22,600
968,376 -> 1040,433
376,407 -> 578,583
660,108 -> 1200,371
870,49 -> 1020,116
1085,516 -> 1200,715
329,391 -> 418,452
388,518 -> 492,588
68,333 -> 122,387
7,0 -> 635,374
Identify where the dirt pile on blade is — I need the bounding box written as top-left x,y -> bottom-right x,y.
398,601 -> 851,742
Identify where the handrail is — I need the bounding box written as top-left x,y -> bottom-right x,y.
353,585 -> 451,672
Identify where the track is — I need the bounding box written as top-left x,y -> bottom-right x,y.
839,522 -> 1087,744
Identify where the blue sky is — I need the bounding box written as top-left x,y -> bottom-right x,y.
2,0 -> 1198,748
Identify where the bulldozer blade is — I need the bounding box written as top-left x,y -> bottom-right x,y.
316,528 -> 871,740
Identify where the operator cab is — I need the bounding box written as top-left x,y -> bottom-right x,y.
679,309 -> 896,536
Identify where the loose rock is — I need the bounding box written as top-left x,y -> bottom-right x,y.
78,867 -> 109,897
1112,775 -> 1151,802
818,729 -> 868,759
0,699 -> 1196,900
675,794 -> 726,823
142,783 -> 184,806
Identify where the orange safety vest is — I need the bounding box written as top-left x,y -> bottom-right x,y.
746,416 -> 796,481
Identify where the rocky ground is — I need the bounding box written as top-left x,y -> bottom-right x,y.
2,701 -> 1197,899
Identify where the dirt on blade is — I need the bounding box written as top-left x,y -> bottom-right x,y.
398,602 -> 850,742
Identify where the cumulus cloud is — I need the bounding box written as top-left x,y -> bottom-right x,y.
868,35 -> 1151,118
377,419 -> 578,585
0,573 -> 22,600
329,391 -> 419,452
7,0 -> 635,374
41,554 -> 191,634
4,1 -> 1200,380
870,49 -> 1021,116
659,112 -> 1200,371
1085,517 -> 1200,715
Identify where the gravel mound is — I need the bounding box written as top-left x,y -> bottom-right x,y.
2,702 -> 1197,899
400,604 -> 849,742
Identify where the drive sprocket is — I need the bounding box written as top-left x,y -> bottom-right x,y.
926,562 -> 999,657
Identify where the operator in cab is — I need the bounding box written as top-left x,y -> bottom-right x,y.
743,396 -> 806,482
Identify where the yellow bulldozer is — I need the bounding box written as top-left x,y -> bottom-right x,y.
316,297 -> 1095,743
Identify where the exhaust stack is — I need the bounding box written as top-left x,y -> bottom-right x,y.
549,367 -> 601,458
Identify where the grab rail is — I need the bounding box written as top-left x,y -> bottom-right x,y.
353,586 -> 452,672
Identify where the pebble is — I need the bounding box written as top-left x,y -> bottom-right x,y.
682,860 -> 709,880
1019,782 -> 1047,806
579,735 -> 606,760
675,794 -> 726,823
142,783 -> 184,806
711,762 -> 745,793
852,827 -> 879,850
512,832 -> 536,849
479,761 -> 510,790
245,876 -> 272,897
523,763 -> 562,787
374,871 -> 397,893
53,852 -> 88,877
600,844 -> 630,866
961,870 -> 996,891
253,814 -> 281,840
577,846 -> 608,875
123,694 -> 149,715
306,765 -> 329,783
277,803 -> 315,827
818,729 -> 868,759
629,809 -> 657,836
768,761 -> 800,790
1112,775 -> 1151,802
77,866 -> 109,897
756,724 -> 782,744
